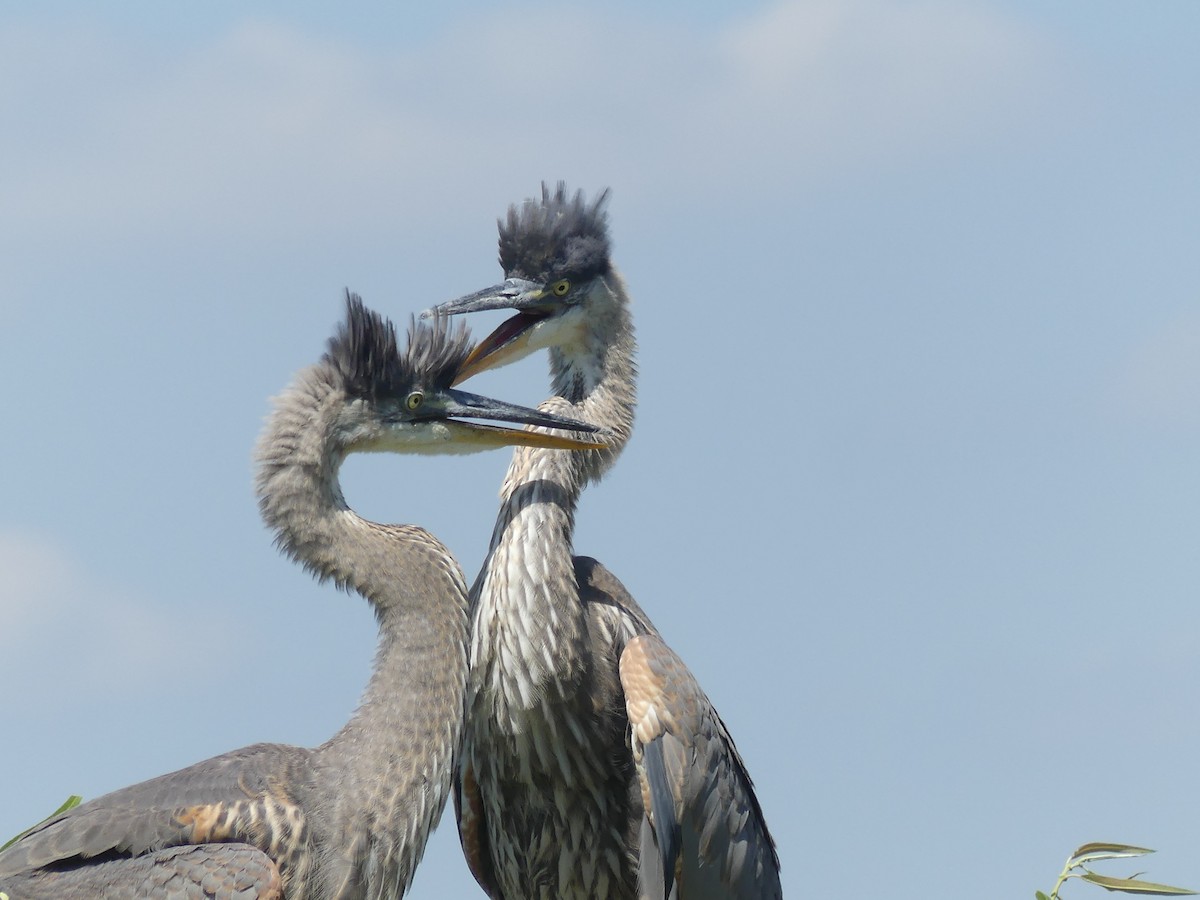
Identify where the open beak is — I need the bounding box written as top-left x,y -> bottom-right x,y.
436,387 -> 604,451
426,279 -> 556,385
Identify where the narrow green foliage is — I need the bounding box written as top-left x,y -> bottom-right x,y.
1080,872 -> 1198,896
1071,845 -> 1157,867
0,794 -> 82,852
1043,842 -> 1196,900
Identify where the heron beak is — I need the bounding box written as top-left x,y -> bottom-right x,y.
444,421 -> 604,450
428,278 -> 547,316
425,279 -> 556,385
439,388 -> 605,450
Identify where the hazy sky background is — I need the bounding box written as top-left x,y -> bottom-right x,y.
2,2 -> 1198,897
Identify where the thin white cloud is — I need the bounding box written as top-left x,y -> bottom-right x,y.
714,0 -> 1055,166
0,531 -> 224,708
1,2 -> 1059,247
0,531 -> 78,636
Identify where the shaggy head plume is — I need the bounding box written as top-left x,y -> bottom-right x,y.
497,182 -> 612,283
329,291 -> 473,399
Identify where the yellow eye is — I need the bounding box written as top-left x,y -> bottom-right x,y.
551,279 -> 571,297
405,391 -> 424,411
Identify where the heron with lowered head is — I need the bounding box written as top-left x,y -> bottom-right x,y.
0,293 -> 602,900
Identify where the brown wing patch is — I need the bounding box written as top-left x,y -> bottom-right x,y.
620,634 -> 678,746
457,760 -> 500,898
172,794 -> 311,897
174,804 -> 238,844
621,634 -> 702,836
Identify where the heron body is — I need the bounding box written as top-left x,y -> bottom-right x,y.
463,385 -> 642,899
0,295 -> 600,900
437,186 -> 782,899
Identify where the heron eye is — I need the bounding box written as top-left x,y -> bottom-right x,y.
551,279 -> 571,297
405,391 -> 424,411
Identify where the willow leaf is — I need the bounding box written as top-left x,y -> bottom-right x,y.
1071,844 -> 1156,867
1079,872 -> 1197,896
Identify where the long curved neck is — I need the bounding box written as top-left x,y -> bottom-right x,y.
548,269 -> 637,484
257,366 -> 469,895
472,273 -> 636,701
495,268 -> 637,518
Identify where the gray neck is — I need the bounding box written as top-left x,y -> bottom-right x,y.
547,270 -> 637,485
257,365 -> 469,896
471,272 -> 636,699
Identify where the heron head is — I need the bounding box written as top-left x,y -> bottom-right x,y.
424,183 -> 617,384
328,293 -> 604,453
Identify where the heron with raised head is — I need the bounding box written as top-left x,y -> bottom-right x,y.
430,185 -> 783,899
0,293 -> 601,900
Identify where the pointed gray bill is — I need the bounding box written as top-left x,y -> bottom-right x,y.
424,279 -> 557,385
434,387 -> 604,451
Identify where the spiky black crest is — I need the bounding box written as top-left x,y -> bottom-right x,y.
498,182 -> 612,283
327,291 -> 473,399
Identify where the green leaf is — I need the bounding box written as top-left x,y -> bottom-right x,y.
46,795 -> 83,817
1071,844 -> 1156,867
1037,892 -> 1052,900
0,795 -> 83,852
1079,872 -> 1198,895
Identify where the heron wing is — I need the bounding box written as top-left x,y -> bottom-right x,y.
0,842 -> 283,899
0,743 -> 308,879
454,756 -> 502,899
574,555 -> 658,638
619,635 -> 782,900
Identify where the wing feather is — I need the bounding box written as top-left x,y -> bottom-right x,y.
620,634 -> 782,900
454,756 -> 502,899
0,743 -> 305,878
0,842 -> 283,899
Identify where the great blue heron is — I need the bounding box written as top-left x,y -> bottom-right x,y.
430,185 -> 783,899
0,293 -> 601,900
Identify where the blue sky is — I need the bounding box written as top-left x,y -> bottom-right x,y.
2,2 -> 1198,897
